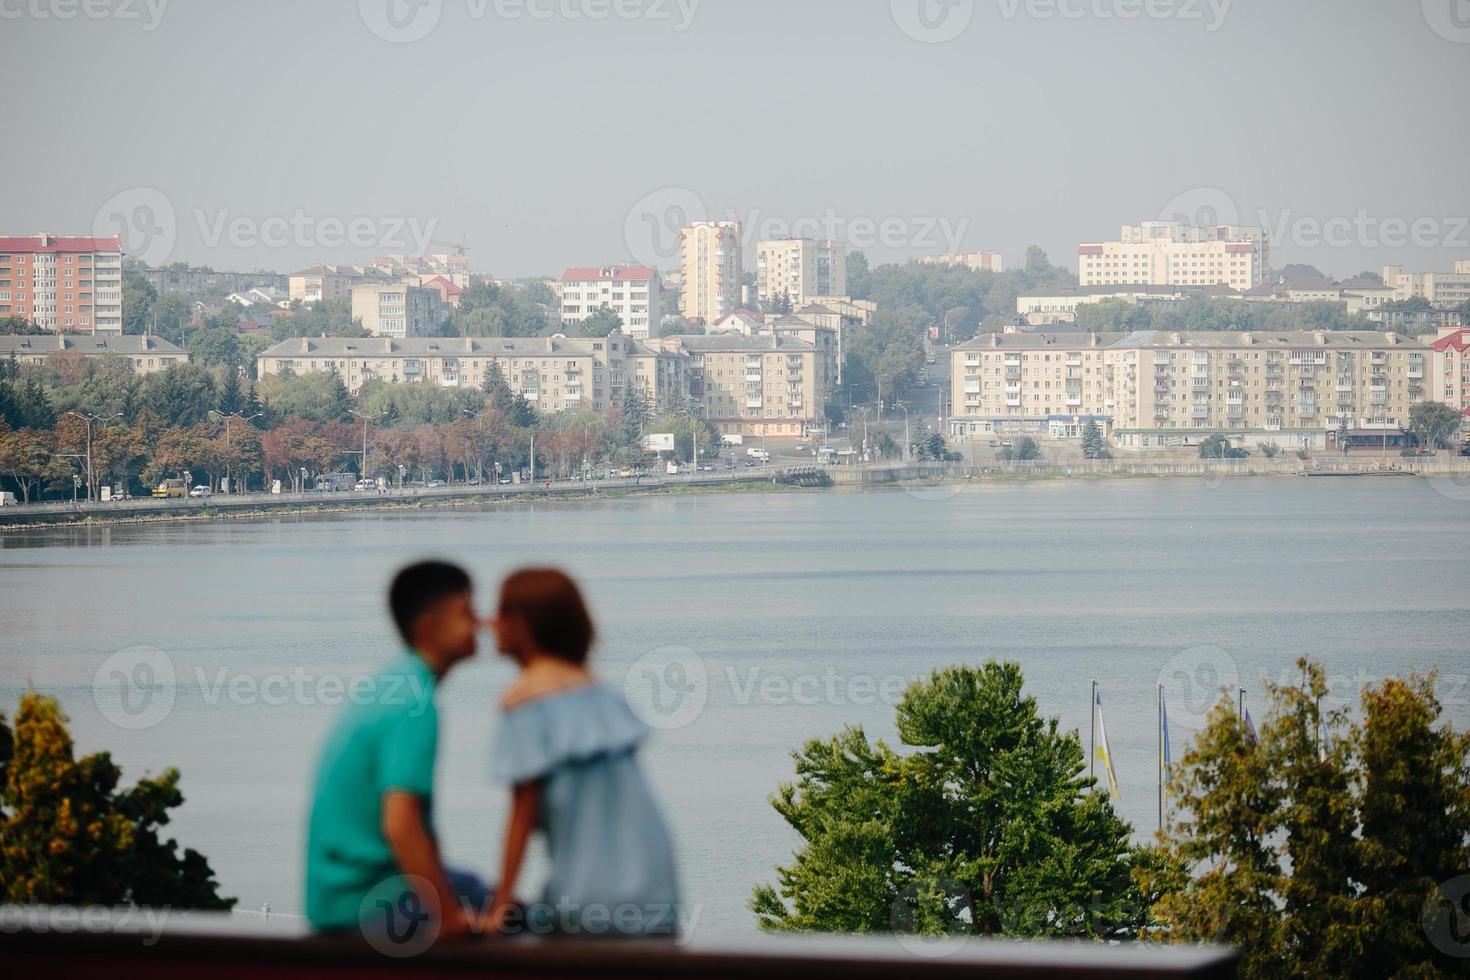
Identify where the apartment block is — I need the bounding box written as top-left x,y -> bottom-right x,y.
288,263 -> 387,303
1108,331 -> 1427,448
350,283 -> 438,338
1430,325 -> 1470,415
258,332 -> 692,417
627,341 -> 692,416
559,266 -> 661,339
0,333 -> 187,373
949,330 -> 1432,449
137,266 -> 288,300
915,251 -> 1003,273
755,238 -> 846,308
658,333 -> 828,438
802,295 -> 876,326
948,333 -> 1118,440
1078,221 -> 1269,292
0,234 -> 124,333
680,220 -> 742,325
1383,262 -> 1470,309
769,314 -> 840,394
370,253 -> 471,287
1015,285 -> 1237,325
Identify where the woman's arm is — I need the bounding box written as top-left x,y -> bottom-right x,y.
486,779 -> 543,934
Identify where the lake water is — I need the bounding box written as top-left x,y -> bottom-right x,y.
3,477 -> 1468,938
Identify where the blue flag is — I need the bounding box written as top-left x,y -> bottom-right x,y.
1161,691 -> 1172,774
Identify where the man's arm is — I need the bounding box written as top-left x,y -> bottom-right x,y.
485,779 -> 542,933
382,790 -> 472,938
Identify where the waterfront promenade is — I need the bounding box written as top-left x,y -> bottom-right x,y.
2,455 -> 1468,529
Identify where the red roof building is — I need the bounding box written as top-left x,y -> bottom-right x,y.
559,266 -> 662,339
0,233 -> 125,333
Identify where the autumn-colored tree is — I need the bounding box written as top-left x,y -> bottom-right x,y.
411,424 -> 446,483
1149,660 -> 1470,978
1356,675 -> 1470,978
261,418 -> 337,491
0,692 -> 233,909
0,428 -> 65,503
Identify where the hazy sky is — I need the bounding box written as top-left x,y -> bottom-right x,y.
3,0 -> 1467,280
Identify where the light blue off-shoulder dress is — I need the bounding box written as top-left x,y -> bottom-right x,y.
489,683 -> 680,937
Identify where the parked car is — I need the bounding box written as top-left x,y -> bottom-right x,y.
189,485 -> 211,498
426,480 -> 446,488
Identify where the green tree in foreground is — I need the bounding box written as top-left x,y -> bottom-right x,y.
0,692 -> 234,909
1147,660 -> 1470,979
751,662 -> 1150,939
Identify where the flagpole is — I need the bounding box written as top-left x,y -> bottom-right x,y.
1157,682 -> 1164,833
1090,678 -> 1097,781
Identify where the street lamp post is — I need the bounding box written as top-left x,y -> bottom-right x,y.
458,408 -> 488,484
897,401 -> 911,462
66,411 -> 122,502
209,411 -> 263,493
349,410 -> 388,487
678,405 -> 701,475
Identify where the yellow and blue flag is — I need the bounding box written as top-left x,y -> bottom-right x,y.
1094,688 -> 1121,800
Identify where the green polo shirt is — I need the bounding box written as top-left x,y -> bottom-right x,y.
305,652 -> 439,930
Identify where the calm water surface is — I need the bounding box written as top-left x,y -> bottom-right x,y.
2,477 -> 1468,937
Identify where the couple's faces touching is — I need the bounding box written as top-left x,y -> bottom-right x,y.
416,589 -> 526,667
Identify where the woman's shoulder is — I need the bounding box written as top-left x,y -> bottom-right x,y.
500,660 -> 593,711
489,681 -> 646,784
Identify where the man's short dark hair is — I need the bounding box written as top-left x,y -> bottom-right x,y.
389,561 -> 472,645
